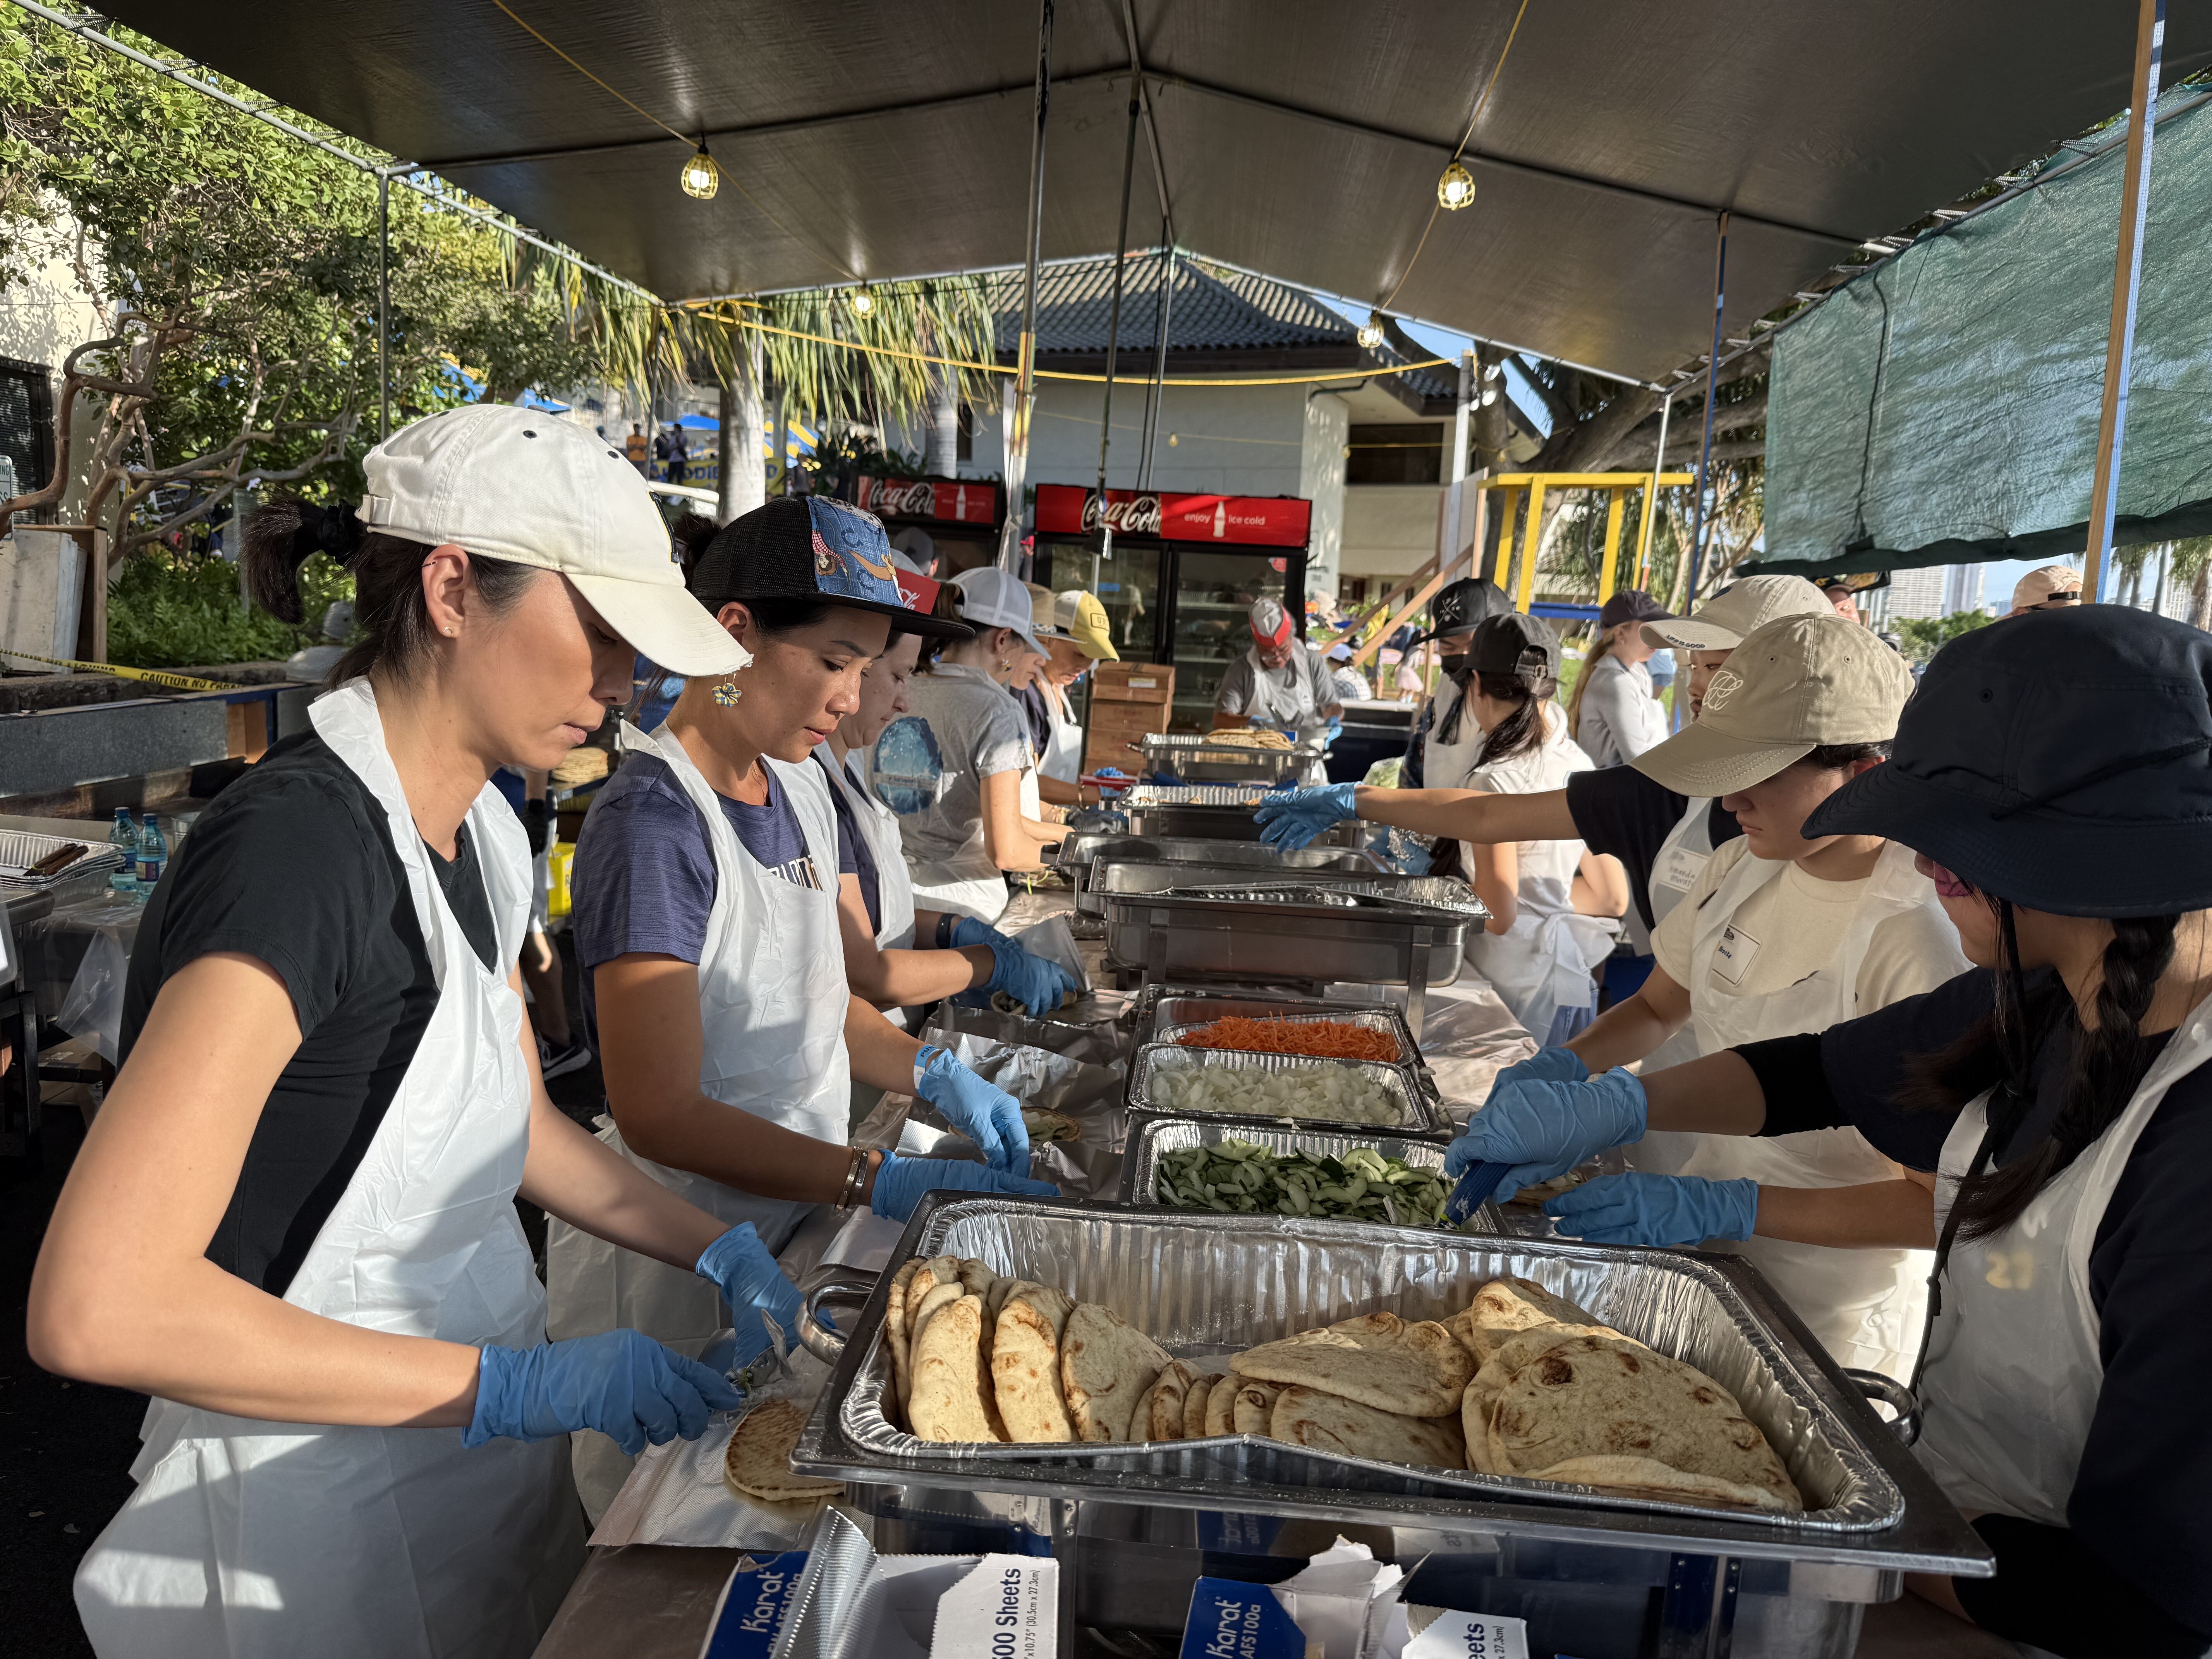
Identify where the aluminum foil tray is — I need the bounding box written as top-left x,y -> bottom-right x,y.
795,1198 -> 1911,1543
1117,798 -> 1362,848
0,828 -> 123,897
1152,1006 -> 1413,1067
1121,1119 -> 1498,1238
1134,732 -> 1322,784
1129,988 -> 1432,1097
1122,783 -> 1279,809
1127,1042 -> 1449,1140
1064,839 -> 1387,917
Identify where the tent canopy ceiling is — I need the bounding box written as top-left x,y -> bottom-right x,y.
101,1 -> 2212,385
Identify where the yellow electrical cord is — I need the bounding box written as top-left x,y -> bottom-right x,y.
1379,0 -> 1533,312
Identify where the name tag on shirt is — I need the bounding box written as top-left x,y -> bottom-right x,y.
1712,922 -> 1760,986
1655,844 -> 1708,895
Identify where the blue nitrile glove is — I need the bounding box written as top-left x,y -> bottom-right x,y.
948,915 -> 1013,952
869,1148 -> 1060,1221
1091,766 -> 1131,798
1252,782 -> 1360,850
465,1330 -> 742,1455
1545,1172 -> 1759,1248
1325,716 -> 1343,745
982,938 -> 1079,1017
1443,1068 -> 1649,1205
915,1045 -> 1029,1173
1485,1046 -> 1589,1104
695,1222 -> 806,1370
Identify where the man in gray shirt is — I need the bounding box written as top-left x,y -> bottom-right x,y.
1214,596 -> 1342,742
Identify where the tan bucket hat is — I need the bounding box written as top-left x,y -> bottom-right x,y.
1631,613 -> 1914,797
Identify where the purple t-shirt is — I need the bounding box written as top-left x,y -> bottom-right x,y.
570,753 -> 852,1046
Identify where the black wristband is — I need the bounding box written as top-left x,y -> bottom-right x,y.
935,912 -> 955,950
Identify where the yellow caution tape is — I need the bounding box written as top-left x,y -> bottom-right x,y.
0,647 -> 246,695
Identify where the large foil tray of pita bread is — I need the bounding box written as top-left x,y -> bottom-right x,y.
795,1198 -> 1914,1547
1127,1043 -> 1450,1140
1118,1119 -> 1499,1234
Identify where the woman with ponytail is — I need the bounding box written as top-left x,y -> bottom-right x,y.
33,407 -> 835,1657
1451,605 -> 2212,1657
1439,611 -> 1627,1043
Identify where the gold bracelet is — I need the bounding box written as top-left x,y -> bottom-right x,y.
837,1144 -> 868,1211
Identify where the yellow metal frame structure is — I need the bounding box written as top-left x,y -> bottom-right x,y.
1481,472 -> 1695,613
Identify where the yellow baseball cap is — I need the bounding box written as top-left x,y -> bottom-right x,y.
1055,589 -> 1119,660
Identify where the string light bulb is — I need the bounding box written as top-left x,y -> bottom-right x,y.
1437,160 -> 1476,210
680,139 -> 720,200
849,285 -> 875,317
1357,314 -> 1386,350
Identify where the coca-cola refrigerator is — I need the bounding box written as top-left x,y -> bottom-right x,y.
1030,483 -> 1311,734
852,475 -> 1005,576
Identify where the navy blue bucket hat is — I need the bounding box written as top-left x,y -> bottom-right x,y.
1803,606 -> 2212,917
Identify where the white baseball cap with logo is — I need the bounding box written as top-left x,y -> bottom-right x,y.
950,566 -> 1048,657
357,404 -> 745,677
1640,574 -> 1831,654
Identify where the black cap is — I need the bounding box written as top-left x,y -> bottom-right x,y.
689,496 -> 970,639
1804,606 -> 2212,917
1407,577 -> 1513,647
1598,588 -> 1672,630
1469,611 -> 1561,683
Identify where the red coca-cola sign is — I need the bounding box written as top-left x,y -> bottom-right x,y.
855,476 -> 1000,526
1033,483 -> 1311,547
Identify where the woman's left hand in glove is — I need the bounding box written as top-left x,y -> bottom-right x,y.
1543,1172 -> 1759,1248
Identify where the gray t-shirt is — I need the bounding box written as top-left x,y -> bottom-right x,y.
868,663 -> 1032,882
1575,651 -> 1666,769
1215,643 -> 1338,728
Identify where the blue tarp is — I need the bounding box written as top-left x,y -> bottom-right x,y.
1757,91 -> 2212,578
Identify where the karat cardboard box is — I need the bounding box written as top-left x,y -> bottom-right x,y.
1091,662 -> 1176,704
1084,699 -> 1171,774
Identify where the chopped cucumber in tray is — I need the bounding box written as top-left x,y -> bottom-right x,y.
1152,1140 -> 1449,1226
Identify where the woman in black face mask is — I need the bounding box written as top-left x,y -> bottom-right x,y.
1402,578 -> 1513,795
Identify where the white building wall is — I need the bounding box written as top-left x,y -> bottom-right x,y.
1299,392 -> 1348,603
1341,486 -> 1439,579
0,242 -> 101,374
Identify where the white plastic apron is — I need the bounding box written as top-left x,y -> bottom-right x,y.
1673,841 -> 1954,1380
1036,680 -> 1085,787
1233,645 -> 1323,742
1625,797 -> 1721,1176
548,720 -> 850,1352
816,742 -> 916,952
1420,681 -> 1486,797
1916,1004 -> 2212,1521
76,680 -> 580,1659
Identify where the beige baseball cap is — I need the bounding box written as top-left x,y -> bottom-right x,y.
357,404 -> 745,677
1641,574 -> 1831,653
1055,589 -> 1120,660
2009,563 -> 2083,614
1632,613 -> 1914,797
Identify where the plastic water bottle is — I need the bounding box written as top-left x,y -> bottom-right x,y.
135,812 -> 168,897
108,808 -> 140,897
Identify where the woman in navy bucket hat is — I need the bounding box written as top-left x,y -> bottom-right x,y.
1449,606 -> 2212,1654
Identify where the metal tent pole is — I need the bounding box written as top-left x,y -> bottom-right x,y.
2085,0 -> 2167,603
1000,0 -> 1056,573
1138,240 -> 1175,489
1093,81 -> 1142,581
377,171 -> 391,442
1634,393 -> 1673,590
1441,349 -> 1473,572
1686,212 -> 1729,603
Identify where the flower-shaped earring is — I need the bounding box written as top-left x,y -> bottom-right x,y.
713,677 -> 743,707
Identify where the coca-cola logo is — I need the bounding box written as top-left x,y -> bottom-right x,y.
864,479 -> 939,518
1082,491 -> 1162,536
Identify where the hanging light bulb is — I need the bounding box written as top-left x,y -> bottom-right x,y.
680,137 -> 720,200
1357,314 -> 1386,350
849,286 -> 875,317
1437,160 -> 1476,210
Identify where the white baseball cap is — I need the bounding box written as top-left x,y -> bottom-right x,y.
950,566 -> 1048,657
357,405 -> 745,677
1641,574 -> 1831,653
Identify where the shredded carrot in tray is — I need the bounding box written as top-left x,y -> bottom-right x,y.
1174,1015 -> 1400,1063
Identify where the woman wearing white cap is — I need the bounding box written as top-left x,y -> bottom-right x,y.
870,567 -> 1063,925
37,408 -> 809,1659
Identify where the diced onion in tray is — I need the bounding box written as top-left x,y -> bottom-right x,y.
1152,1060 -> 1399,1125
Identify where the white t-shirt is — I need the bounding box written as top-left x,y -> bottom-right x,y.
1650,838 -> 1963,1011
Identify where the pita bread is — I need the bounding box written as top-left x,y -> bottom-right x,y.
910,1279 -> 966,1363
1181,1366 -> 1218,1438
1147,1360 -> 1200,1442
905,1255 -> 960,1343
1060,1304 -> 1170,1442
1231,1381 -> 1283,1436
886,1259 -> 924,1413
992,1282 -> 1077,1443
1483,1334 -> 1800,1511
1446,1276 -> 1599,1365
723,1399 -> 843,1503
1462,1323 -> 1642,1472
1203,1374 -> 1246,1437
1233,1313 -> 1472,1418
908,1293 -> 1006,1443
1529,1454 -> 1800,1514
1267,1385 -> 1467,1470
1023,1108 -> 1080,1144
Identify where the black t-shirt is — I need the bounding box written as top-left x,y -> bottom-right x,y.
1735,968 -> 2212,1655
119,732 -> 499,1298
1563,763 -> 1742,932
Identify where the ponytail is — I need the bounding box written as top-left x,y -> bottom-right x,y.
244,496 -> 535,685
1473,671 -> 1554,767
1565,623 -> 1622,742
